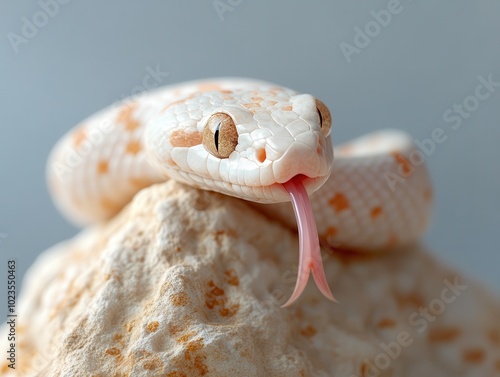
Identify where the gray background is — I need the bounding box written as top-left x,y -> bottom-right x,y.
1,0 -> 499,311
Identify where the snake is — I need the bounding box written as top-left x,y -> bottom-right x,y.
47,78 -> 433,307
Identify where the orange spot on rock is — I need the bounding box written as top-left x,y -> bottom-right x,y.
171,292 -> 189,307
113,333 -> 125,348
105,347 -> 121,357
224,269 -> 239,286
167,372 -> 188,377
282,105 -> 292,111
377,318 -> 397,328
463,348 -> 485,364
143,356 -> 163,371
205,280 -> 239,317
116,103 -> 141,132
323,226 -> 338,239
97,160 -> 109,175
391,151 -> 412,175
300,325 -> 317,338
170,129 -> 203,148
208,280 -> 224,297
428,327 -> 461,343
329,193 -> 350,213
146,321 -> 159,333
370,206 -> 383,219
126,140 -> 142,155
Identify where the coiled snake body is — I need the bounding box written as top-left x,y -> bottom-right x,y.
48,78 -> 433,306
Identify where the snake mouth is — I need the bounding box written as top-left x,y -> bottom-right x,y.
281,174 -> 336,307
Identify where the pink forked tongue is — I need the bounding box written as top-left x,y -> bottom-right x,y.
281,175 -> 336,307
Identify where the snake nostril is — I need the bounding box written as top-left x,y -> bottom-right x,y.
256,148 -> 266,163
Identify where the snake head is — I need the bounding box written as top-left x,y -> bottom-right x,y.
145,85 -> 334,203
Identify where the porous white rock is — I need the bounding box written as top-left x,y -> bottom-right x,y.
1,181 -> 499,376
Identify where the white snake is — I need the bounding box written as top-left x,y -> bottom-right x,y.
47,78 -> 433,307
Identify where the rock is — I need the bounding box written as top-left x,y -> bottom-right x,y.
1,181 -> 499,376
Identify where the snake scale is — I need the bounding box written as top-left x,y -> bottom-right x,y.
48,78 -> 433,306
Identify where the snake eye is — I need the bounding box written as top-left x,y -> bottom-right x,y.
315,99 -> 332,137
203,112 -> 238,158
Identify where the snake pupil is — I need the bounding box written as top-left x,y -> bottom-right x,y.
214,122 -> 221,151
317,108 -> 323,127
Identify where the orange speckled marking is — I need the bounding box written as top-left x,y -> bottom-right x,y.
184,338 -> 204,360
143,356 -> 163,371
391,151 -> 412,175
360,362 -> 371,377
395,292 -> 425,308
370,206 -> 383,219
329,193 -> 350,213
105,347 -> 121,357
282,105 -> 292,111
171,292 -> 189,306
126,140 -> 142,155
146,321 -> 159,333
463,348 -> 485,364
170,129 -> 203,148
167,372 -> 188,377
205,280 -> 239,317
424,188 -> 433,201
300,325 -> 317,338
428,327 -> 461,343
73,127 -> 88,147
256,148 -> 266,163
129,177 -> 154,189
208,280 -> 224,297
113,333 -> 125,348
116,103 -> 140,132
97,160 -> 109,175
197,83 -> 222,92
101,197 -> 121,213
323,226 -> 338,239
387,233 -> 399,248
377,318 -> 396,328
242,102 -> 260,112
489,329 -> 500,346
224,269 -> 239,286
162,93 -> 198,112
